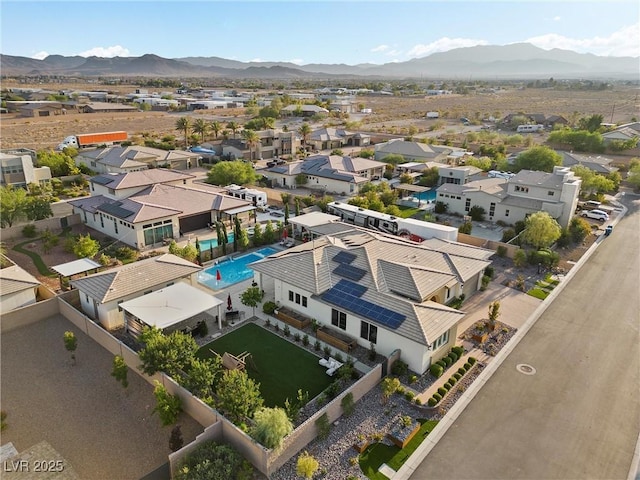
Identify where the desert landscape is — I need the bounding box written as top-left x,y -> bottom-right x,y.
2,81 -> 638,151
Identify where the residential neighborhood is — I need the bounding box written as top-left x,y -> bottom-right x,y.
1,11 -> 639,479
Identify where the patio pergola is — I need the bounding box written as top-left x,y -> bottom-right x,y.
51,258 -> 102,291
120,282 -> 224,337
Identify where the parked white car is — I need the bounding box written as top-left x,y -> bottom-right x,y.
581,209 -> 609,222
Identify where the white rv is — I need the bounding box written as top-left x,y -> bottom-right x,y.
516,124 -> 544,133
224,184 -> 267,207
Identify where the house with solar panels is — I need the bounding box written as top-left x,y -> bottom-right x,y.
69,169 -> 255,249
249,228 -> 493,374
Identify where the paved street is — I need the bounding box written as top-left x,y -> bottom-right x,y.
405,196 -> 640,480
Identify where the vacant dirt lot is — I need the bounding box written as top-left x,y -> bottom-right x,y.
2,81 -> 638,150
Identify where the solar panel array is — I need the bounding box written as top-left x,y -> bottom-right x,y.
333,264 -> 366,281
332,251 -> 356,264
99,202 -> 134,219
322,279 -> 406,330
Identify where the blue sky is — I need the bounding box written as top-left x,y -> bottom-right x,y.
2,1 -> 639,63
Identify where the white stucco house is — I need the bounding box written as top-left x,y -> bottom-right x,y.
250,228 -> 493,374
436,166 -> 581,229
262,154 -> 386,195
374,139 -> 471,165
76,146 -> 201,174
70,253 -> 202,330
0,264 -> 41,314
69,170 -> 254,248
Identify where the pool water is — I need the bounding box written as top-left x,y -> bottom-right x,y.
199,232 -> 236,251
412,189 -> 437,202
198,246 -> 278,290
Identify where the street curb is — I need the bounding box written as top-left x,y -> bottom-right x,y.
393,200 -> 629,480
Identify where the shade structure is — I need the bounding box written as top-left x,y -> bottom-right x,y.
216,269 -> 222,281
227,293 -> 233,311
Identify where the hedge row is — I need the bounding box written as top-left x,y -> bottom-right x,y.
428,357 -> 477,406
429,346 -> 467,379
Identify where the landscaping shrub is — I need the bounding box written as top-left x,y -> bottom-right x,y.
436,360 -> 446,369
302,334 -> 309,346
448,352 -> 458,363
314,340 -> 321,351
481,275 -> 491,290
428,397 -> 438,407
396,386 -> 405,395
430,364 -> 444,378
453,373 -> 462,380
458,367 -> 466,375
448,377 -> 457,385
451,346 -> 464,357
334,353 -> 344,363
341,392 -> 355,417
414,398 -> 422,405
323,345 -> 332,357
496,245 -> 508,257
293,332 -> 301,342
265,318 -> 271,328
484,266 -> 495,279
464,362 -> 472,370
274,323 -> 280,332
22,224 -> 38,238
433,392 -> 442,401
444,381 -> 453,390
263,301 -> 277,314
442,356 -> 453,367
391,359 -> 409,377
283,325 -> 291,337
174,440 -> 252,480
325,381 -> 340,399
438,387 -> 447,396
468,357 -> 477,365
409,374 -> 418,384
315,413 -> 330,440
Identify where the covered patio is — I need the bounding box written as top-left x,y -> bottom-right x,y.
120,282 -> 223,338
51,258 -> 102,291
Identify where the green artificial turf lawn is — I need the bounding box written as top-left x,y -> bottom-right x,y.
359,420 -> 439,479
12,239 -> 56,276
197,323 -> 333,407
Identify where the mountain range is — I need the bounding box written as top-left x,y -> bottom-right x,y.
1,43 -> 638,79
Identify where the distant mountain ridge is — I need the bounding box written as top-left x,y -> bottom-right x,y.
1,43 -> 638,79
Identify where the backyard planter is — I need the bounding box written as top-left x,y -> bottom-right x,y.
472,331 -> 488,343
352,437 -> 370,453
387,419 -> 421,448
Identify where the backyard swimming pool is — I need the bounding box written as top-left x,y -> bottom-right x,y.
197,246 -> 278,290
412,189 -> 437,202
198,232 -> 236,251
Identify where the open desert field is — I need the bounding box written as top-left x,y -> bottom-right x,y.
2,81 -> 638,151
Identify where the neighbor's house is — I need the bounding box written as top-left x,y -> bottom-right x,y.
1,149 -> 51,189
561,151 -> 619,175
69,170 -> 254,248
262,154 -> 386,195
0,264 -> 41,314
601,122 -> 640,145
219,130 -> 301,161
76,146 -> 201,174
306,127 -> 371,151
436,166 -> 581,228
79,102 -> 139,114
281,104 -> 329,117
374,139 -> 471,165
250,228 -> 493,374
70,253 -> 202,330
438,165 -> 484,186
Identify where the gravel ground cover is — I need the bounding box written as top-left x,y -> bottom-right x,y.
0,314 -> 203,480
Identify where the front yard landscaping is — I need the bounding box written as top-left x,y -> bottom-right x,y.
527,273 -> 560,300
359,419 -> 439,479
197,323 -> 333,407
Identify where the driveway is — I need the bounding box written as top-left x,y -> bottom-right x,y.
1,315 -> 203,480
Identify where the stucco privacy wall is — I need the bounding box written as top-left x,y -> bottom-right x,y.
0,296 -> 59,332
0,214 -> 81,240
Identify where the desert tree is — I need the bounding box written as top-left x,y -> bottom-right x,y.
175,116 -> 191,148
63,331 -> 77,365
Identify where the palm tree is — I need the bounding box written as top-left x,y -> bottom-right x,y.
210,120 -> 222,139
298,123 -> 312,155
226,121 -> 240,139
242,129 -> 261,162
175,117 -> 191,149
193,118 -> 209,143
260,117 -> 275,130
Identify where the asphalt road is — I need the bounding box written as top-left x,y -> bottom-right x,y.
408,195 -> 640,480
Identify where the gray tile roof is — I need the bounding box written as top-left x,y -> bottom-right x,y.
250,228 -> 489,346
70,254 -> 201,303
90,169 -> 194,190
0,265 -> 40,295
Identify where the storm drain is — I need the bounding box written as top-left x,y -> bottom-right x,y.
516,364 -> 536,375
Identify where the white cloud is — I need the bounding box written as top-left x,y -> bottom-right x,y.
77,45 -> 131,58
525,23 -> 640,57
249,58 -> 263,63
370,44 -> 390,53
32,51 -> 49,60
553,16 -> 561,21
288,58 -> 304,65
385,49 -> 403,57
406,37 -> 489,58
